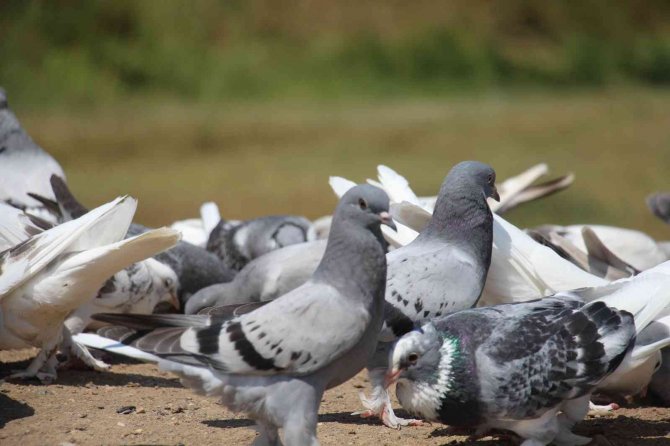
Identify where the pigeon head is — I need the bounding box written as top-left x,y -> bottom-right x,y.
385,323 -> 460,420
146,258 -> 180,311
444,161 -> 499,202
336,184 -> 396,232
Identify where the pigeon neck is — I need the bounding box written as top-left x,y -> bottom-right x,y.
420,190 -> 493,260
313,218 -> 387,301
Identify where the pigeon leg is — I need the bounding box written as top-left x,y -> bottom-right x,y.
60,326 -> 110,371
499,408 -> 559,446
6,346 -> 57,384
588,400 -> 619,415
355,376 -> 423,428
555,395 -> 591,446
282,384 -> 321,446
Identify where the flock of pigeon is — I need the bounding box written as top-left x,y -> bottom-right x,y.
2,86 -> 670,446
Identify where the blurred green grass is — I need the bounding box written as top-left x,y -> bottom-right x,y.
16,88 -> 670,239
2,1 -> 670,106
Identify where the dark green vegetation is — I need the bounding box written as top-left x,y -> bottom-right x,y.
2,1 -> 670,106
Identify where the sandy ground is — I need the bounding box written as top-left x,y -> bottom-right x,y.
1,349 -> 669,446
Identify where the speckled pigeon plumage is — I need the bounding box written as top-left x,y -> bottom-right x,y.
387,260 -> 670,446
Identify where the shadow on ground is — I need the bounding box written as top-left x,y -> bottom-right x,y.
0,393 -> 34,427
0,356 -> 181,389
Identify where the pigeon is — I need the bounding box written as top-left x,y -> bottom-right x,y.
76,184 -> 394,445
185,240 -> 326,314
0,88 -> 64,217
386,260 -> 670,446
350,161 -> 501,427
206,214 -> 316,271
0,196 -> 180,382
46,175 -> 235,307
647,192 -> 670,225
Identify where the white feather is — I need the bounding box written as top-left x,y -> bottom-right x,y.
200,202 -> 221,235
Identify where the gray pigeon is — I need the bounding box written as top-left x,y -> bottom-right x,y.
206,215 -> 315,271
358,161 -> 499,427
386,261 -> 670,446
47,175 -> 235,307
0,88 -> 65,212
185,240 -> 326,314
648,191 -> 670,225
84,184 -> 394,445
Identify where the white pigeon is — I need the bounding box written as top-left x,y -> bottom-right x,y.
0,196 -> 180,382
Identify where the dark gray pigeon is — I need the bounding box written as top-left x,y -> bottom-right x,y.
358,160 -> 499,428
647,192 -> 670,225
48,175 -> 235,307
0,88 -> 65,211
206,215 -> 315,271
386,261 -> 670,446
83,184 -> 394,445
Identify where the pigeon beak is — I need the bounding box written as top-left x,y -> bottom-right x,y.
491,186 -> 500,202
169,292 -> 180,311
379,211 -> 397,231
384,368 -> 402,389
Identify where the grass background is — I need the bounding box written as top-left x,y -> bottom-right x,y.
2,1 -> 670,238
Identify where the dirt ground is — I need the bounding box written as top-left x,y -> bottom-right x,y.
1,349 -> 669,446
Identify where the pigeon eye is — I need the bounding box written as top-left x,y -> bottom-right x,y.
408,353 -> 419,365
487,174 -> 494,185
358,198 -> 368,210
164,278 -> 173,288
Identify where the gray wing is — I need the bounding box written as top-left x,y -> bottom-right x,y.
386,242 -> 484,323
472,297 -> 634,419
180,281 -> 371,375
